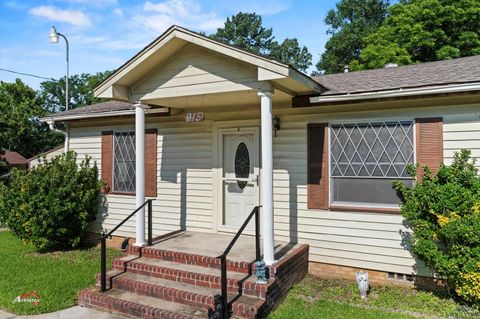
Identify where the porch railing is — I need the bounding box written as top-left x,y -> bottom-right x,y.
100,199 -> 154,292
211,206 -> 261,319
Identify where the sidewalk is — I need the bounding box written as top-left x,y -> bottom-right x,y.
0,306 -> 119,319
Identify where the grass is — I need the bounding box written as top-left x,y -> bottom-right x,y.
269,275 -> 480,319
0,230 -> 123,315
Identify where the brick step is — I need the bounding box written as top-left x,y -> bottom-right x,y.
127,245 -> 253,274
112,255 -> 271,299
97,270 -> 265,318
78,287 -> 207,319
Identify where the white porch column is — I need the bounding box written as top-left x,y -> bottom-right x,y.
134,102 -> 149,247
259,90 -> 275,265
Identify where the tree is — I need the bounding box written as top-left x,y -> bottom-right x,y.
351,0 -> 480,70
210,12 -> 274,55
0,151 -> 102,250
316,0 -> 390,74
40,70 -> 113,113
0,79 -> 63,158
270,38 -> 313,72
211,12 -> 312,72
393,150 -> 480,304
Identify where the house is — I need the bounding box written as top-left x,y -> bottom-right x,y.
28,145 -> 64,169
1,151 -> 28,171
42,26 -> 480,318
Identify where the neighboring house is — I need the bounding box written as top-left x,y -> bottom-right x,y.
42,26 -> 480,316
28,145 -> 64,169
1,151 -> 28,171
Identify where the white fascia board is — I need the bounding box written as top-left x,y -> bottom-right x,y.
287,68 -> 324,93
309,82 -> 480,103
40,108 -> 169,122
93,31 -> 177,97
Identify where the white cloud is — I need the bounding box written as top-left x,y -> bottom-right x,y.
113,8 -> 123,16
133,0 -> 224,34
30,5 -> 92,27
60,0 -> 118,7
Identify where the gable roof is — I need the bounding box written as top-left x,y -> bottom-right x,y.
1,151 -> 28,165
313,55 -> 480,96
94,25 -> 322,100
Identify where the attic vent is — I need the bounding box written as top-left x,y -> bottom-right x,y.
384,63 -> 398,68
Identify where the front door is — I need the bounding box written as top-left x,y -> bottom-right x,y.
219,127 -> 260,230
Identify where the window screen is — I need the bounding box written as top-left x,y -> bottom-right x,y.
330,121 -> 414,205
113,132 -> 136,193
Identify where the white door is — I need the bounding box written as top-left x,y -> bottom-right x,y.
220,128 -> 259,230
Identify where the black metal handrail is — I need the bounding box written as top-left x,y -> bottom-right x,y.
214,206 -> 261,319
100,199 -> 154,292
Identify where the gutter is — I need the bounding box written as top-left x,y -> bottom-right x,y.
45,119 -> 69,154
308,82 -> 480,104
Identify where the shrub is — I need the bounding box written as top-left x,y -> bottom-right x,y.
0,151 -> 102,251
393,149 -> 480,304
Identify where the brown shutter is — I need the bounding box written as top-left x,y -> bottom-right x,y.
415,118 -> 443,180
307,123 -> 329,209
101,131 -> 113,193
145,128 -> 157,197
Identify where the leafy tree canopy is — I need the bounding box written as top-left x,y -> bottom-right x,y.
211,12 -> 312,72
40,70 -> 113,113
350,0 -> 480,70
316,0 -> 390,74
0,79 -> 63,159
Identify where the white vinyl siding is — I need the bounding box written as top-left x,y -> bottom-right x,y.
68,103 -> 480,276
29,146 -> 64,168
271,114 -> 422,275
443,115 -> 480,169
70,121 -> 214,238
131,44 -> 258,101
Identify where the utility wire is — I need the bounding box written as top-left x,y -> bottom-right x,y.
0,68 -> 57,81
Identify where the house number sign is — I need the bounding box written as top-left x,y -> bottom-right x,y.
185,112 -> 205,122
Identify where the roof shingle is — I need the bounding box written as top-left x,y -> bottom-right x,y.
1,151 -> 28,165
313,55 -> 480,95
50,100 -> 133,118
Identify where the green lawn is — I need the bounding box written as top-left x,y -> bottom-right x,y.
270,275 -> 479,319
0,230 -> 122,315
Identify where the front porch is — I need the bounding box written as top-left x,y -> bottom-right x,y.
137,231 -> 294,262
79,231 -> 309,318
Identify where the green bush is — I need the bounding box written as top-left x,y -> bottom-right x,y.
0,151 -> 102,251
393,149 -> 480,305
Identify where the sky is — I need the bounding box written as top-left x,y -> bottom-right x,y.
0,0 -> 337,90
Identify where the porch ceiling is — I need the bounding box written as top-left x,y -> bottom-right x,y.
94,26 -> 323,104
144,88 -> 293,109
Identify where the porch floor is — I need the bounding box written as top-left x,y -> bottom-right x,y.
150,231 -> 293,262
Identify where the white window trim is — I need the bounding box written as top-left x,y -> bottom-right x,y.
327,118 -> 417,209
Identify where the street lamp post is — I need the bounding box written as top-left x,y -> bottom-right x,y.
49,26 -> 69,111
49,26 -> 70,153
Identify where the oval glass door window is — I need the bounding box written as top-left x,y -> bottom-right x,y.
235,142 -> 250,189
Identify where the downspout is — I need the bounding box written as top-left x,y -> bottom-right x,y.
47,119 -> 69,153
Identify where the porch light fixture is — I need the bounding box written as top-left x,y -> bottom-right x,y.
49,26 -> 69,111
273,116 -> 280,137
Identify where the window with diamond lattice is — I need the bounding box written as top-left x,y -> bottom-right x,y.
113,132 -> 136,193
330,121 -> 414,206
